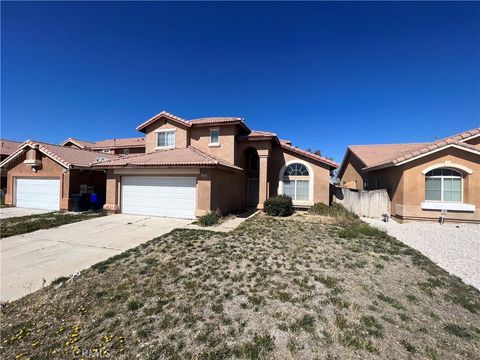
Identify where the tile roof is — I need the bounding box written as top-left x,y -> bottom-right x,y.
1,139 -> 22,156
60,138 -> 96,149
349,143 -> 429,168
91,146 -> 242,171
1,141 -> 119,169
444,127 -> 480,142
189,117 -> 244,125
249,130 -> 277,137
280,142 -> 339,169
91,137 -> 145,149
136,111 -> 192,132
344,127 -> 480,172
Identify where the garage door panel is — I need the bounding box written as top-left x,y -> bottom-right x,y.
122,176 -> 196,219
15,178 -> 60,211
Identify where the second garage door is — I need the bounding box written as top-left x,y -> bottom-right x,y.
121,176 -> 196,219
15,178 -> 61,210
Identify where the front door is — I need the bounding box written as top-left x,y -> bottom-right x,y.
247,178 -> 259,207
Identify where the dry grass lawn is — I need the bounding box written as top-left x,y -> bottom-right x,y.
1,212 -> 479,359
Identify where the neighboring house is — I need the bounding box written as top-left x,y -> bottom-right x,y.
338,128 -> 480,223
61,137 -> 145,155
90,111 -> 339,219
0,141 -> 117,210
1,139 -> 22,191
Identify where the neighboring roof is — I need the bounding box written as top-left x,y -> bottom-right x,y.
364,139 -> 480,171
348,143 -> 428,169
280,142 -> 339,169
339,127 -> 480,174
60,137 -> 96,149
444,127 -> 480,142
249,130 -> 277,137
0,139 -> 22,156
91,137 -> 145,149
0,140 -> 118,169
136,111 -> 192,132
91,146 -> 242,171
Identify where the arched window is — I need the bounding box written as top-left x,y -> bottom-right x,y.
425,168 -> 462,202
282,163 -> 310,201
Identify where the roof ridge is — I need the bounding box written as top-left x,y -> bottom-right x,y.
188,146 -> 218,164
281,142 -> 339,168
350,142 -> 429,147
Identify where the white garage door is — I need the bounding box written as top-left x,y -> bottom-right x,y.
122,176 -> 196,219
15,178 -> 61,210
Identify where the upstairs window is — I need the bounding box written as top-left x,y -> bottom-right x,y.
425,168 -> 462,202
157,130 -> 176,148
210,128 -> 220,146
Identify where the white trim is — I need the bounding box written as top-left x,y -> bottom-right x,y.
154,128 -> 177,133
425,168 -> 464,203
114,168 -> 200,175
278,159 -> 314,206
421,202 -> 475,212
459,133 -> 480,143
395,144 -> 480,166
209,128 -> 220,147
422,161 -> 473,175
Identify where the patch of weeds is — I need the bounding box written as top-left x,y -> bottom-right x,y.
277,291 -> 293,302
314,275 -> 340,289
103,309 -> 116,319
443,323 -> 472,339
400,339 -> 416,353
287,337 -> 303,353
233,334 -> 275,358
377,293 -> 404,310
289,314 -> 316,334
425,346 -> 439,360
127,299 -> 143,311
51,276 -> 69,285
360,315 -> 384,338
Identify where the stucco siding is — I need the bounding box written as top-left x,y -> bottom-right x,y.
340,152 -> 365,190
144,119 -> 190,152
190,125 -> 237,164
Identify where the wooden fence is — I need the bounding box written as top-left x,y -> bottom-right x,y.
334,187 -> 390,218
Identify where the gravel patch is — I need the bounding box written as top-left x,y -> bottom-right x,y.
363,218 -> 480,289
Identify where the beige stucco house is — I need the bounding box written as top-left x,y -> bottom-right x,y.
94,111 -> 338,218
1,111 -> 338,218
338,128 -> 480,223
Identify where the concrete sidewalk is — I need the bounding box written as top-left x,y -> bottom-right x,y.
1,214 -> 191,302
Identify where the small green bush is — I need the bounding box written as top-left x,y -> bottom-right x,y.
264,195 -> 293,217
199,211 -> 219,226
309,202 -> 358,219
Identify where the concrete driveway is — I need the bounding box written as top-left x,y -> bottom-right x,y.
1,214 -> 192,302
0,207 -> 52,219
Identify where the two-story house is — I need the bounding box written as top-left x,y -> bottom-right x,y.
93,111 -> 338,218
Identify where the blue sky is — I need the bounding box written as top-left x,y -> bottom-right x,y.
1,2 -> 479,163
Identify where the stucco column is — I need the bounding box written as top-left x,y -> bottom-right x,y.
60,170 -> 70,211
196,170 -> 211,216
103,170 -> 120,213
257,151 -> 269,209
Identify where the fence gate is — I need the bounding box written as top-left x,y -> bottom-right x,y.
334,188 -> 390,218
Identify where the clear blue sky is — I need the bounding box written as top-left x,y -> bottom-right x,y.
2,2 -> 479,163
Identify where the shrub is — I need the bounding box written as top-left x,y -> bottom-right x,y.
264,195 -> 293,217
309,202 -> 358,219
199,211 -> 219,226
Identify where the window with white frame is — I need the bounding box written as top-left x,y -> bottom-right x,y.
101,149 -> 111,154
282,163 -> 310,201
157,130 -> 176,148
425,168 -> 462,202
124,149 -> 129,156
210,128 -> 220,145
